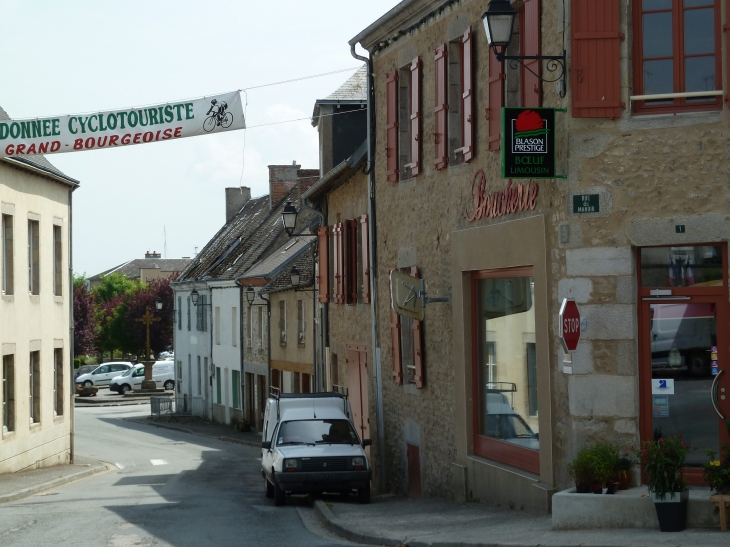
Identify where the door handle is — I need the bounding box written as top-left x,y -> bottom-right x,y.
711,369 -> 725,419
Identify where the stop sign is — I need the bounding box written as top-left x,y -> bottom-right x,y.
560,299 -> 581,352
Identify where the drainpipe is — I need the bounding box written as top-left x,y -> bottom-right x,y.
350,43 -> 385,493
68,188 -> 74,464
239,283 -> 245,420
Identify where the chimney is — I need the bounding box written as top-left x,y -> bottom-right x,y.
225,186 -> 251,223
145,251 -> 161,259
268,162 -> 301,209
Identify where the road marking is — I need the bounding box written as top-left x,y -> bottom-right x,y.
116,462 -> 125,469
150,459 -> 168,466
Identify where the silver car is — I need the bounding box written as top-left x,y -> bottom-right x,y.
75,362 -> 133,387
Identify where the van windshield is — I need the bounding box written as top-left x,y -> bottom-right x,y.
121,367 -> 137,377
276,419 -> 359,446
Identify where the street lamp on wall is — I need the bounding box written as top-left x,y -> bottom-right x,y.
290,266 -> 301,287
280,201 -> 326,238
481,0 -> 567,96
245,284 -> 270,306
155,296 -> 163,311
190,288 -> 199,306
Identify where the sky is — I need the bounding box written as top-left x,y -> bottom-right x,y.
0,0 -> 398,276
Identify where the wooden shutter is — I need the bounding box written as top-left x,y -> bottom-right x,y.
571,0 -> 622,118
462,27 -> 474,162
360,215 -> 370,304
488,48 -> 504,151
333,222 -> 344,304
389,269 -> 403,384
410,266 -> 424,388
385,70 -> 399,182
434,44 -> 448,169
346,219 -> 358,304
409,57 -> 421,176
521,0 -> 542,107
317,226 -> 329,303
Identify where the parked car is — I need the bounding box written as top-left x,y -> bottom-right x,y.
261,392 -> 372,506
73,364 -> 97,382
75,362 -> 133,387
109,362 -> 175,393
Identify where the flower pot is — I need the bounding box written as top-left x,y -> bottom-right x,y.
618,469 -> 632,490
605,481 -> 618,495
653,491 -> 689,532
575,484 -> 592,494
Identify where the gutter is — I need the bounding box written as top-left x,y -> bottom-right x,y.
2,157 -> 80,188
350,42 -> 386,494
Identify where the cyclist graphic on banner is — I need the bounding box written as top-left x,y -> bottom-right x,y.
203,99 -> 233,132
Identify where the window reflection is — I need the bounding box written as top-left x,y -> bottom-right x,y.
640,246 -> 723,287
476,276 -> 538,452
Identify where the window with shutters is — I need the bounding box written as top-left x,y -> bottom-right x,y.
385,70 -> 399,182
359,215 -> 370,304
520,0 -> 542,108
2,354 -> 15,433
448,27 -> 474,165
53,225 -> 62,296
297,299 -> 305,346
187,296 -> 191,331
398,58 -> 421,179
28,219 -> 39,295
317,226 -> 329,303
434,44 -> 449,169
196,297 -> 202,331
30,350 -> 40,424
2,214 -> 14,296
330,219 -> 364,306
279,300 -> 287,345
572,0 -> 623,118
488,48 -> 505,151
390,266 -> 425,388
177,297 -> 181,330
54,348 -> 63,417
632,0 -> 721,114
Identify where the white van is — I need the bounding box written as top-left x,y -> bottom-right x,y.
75,362 -> 133,387
261,392 -> 372,506
109,362 -> 175,393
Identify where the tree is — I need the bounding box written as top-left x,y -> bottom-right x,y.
92,272 -> 137,303
73,275 -> 97,357
125,277 -> 175,357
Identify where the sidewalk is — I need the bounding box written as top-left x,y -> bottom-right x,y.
0,456 -> 110,505
124,415 -> 262,448
313,495 -> 730,547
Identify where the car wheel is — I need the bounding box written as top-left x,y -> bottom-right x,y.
274,480 -> 286,506
83,380 -> 93,387
357,484 -> 370,504
164,380 -> 174,391
265,478 -> 274,499
121,384 -> 132,393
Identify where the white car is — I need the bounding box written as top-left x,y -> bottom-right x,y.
109,362 -> 175,393
75,362 -> 133,387
261,392 -> 372,506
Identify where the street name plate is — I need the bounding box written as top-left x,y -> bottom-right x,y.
573,194 -> 599,213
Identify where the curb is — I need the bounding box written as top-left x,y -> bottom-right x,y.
313,499 -> 405,546
0,462 -> 111,505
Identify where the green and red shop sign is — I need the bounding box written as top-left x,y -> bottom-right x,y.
0,91 -> 245,158
501,107 -> 556,179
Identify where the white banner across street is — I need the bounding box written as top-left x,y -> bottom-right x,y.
0,91 -> 245,158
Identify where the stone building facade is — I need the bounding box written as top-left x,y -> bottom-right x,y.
351,0 -> 730,513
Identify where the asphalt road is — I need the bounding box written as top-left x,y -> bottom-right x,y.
0,405 -> 356,547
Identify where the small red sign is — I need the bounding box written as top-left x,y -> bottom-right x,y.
560,299 -> 581,352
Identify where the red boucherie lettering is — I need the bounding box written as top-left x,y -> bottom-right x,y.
465,169 -> 539,222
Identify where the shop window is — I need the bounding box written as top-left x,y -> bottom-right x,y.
54,348 -> 63,417
448,26 -> 474,165
639,245 -> 723,287
232,369 -> 241,409
572,0 -> 622,118
30,350 -> 40,424
297,300 -> 306,347
398,58 -> 421,179
632,0 -> 721,114
2,354 -> 15,433
28,219 -> 39,295
2,214 -> 13,295
53,225 -> 62,296
279,300 -> 287,345
472,269 -> 539,474
390,266 -> 424,387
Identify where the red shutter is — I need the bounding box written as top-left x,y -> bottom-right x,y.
410,57 -> 421,176
385,70 -> 399,182
462,27 -> 474,162
360,215 -> 370,304
333,222 -> 344,304
347,219 -> 358,304
521,0 -> 542,107
434,44 -> 448,169
410,266 -> 424,388
571,0 -> 622,118
317,226 -> 329,303
389,270 -> 403,384
488,48 -> 504,151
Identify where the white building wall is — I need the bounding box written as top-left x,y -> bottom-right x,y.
0,162 -> 73,474
211,284 -> 242,424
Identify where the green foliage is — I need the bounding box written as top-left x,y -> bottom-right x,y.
617,453 -> 635,471
635,433 -> 689,500
92,273 -> 138,303
568,441 -> 622,489
703,422 -> 730,495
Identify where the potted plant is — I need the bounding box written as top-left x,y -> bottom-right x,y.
593,441 -> 620,494
703,422 -> 730,495
567,447 -> 597,493
636,433 -> 690,532
617,453 -> 634,490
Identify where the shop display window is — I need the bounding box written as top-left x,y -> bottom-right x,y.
472,268 -> 539,473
